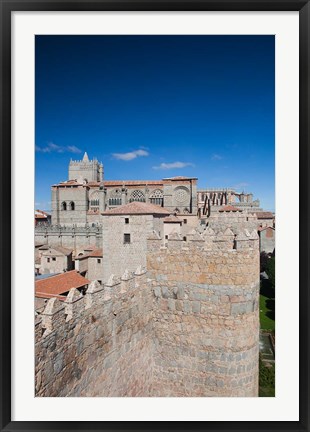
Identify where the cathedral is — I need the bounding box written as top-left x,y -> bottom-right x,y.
51,152 -> 260,226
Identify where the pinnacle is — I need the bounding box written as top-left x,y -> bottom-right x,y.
82,152 -> 89,162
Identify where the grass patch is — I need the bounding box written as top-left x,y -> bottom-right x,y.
259,279 -> 275,331
259,356 -> 275,397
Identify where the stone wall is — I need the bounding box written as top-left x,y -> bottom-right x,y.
147,229 -> 260,397
101,214 -> 164,283
40,252 -> 72,275
35,225 -> 260,397
259,227 -> 275,254
52,186 -> 89,225
35,268 -> 154,397
35,225 -> 102,256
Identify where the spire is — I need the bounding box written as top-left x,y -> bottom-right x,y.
82,152 -> 89,162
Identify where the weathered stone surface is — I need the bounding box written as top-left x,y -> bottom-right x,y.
35,230 -> 259,397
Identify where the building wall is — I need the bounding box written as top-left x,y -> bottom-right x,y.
101,214 -> 163,282
164,223 -> 182,238
52,186 -> 88,225
40,250 -> 72,275
69,160 -> 103,183
76,256 -> 104,282
259,228 -> 275,254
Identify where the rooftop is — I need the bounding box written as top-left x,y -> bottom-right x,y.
103,180 -> 163,186
162,176 -> 198,181
163,216 -> 182,223
102,201 -> 170,216
35,270 -> 90,299
75,248 -> 103,260
252,211 -> 275,219
41,246 -> 73,256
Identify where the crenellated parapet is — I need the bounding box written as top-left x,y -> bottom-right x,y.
35,224 -> 102,234
147,226 -> 259,253
35,267 -> 148,342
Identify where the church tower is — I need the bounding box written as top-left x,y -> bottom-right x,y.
68,152 -> 104,183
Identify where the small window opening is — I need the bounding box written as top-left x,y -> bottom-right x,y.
97,259 -> 101,264
183,236 -> 187,242
124,233 -> 131,244
125,218 -> 129,224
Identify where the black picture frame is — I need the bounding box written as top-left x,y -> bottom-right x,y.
1,0 -> 309,430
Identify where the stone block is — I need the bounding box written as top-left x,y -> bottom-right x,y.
192,301 -> 201,314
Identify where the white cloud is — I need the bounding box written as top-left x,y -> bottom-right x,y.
67,145 -> 82,154
112,149 -> 149,161
36,142 -> 82,154
234,182 -> 249,190
211,154 -> 223,161
152,161 -> 194,170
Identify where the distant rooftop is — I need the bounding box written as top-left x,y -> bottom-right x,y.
35,270 -> 90,299
75,248 -> 103,260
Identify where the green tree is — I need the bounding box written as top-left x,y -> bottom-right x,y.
265,257 -> 275,291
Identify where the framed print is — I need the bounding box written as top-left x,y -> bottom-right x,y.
1,0 -> 309,430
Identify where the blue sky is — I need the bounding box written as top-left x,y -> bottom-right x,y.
35,35 -> 275,211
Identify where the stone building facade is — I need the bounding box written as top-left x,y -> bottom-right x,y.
259,226 -> 275,254
51,154 -> 198,226
75,249 -> 103,283
39,246 -> 73,275
101,201 -> 170,282
197,188 -> 261,217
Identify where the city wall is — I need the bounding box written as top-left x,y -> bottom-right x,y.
147,229 -> 260,397
35,227 -> 260,397
35,268 -> 154,396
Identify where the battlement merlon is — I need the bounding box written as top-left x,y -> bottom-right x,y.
147,227 -> 259,252
36,266 -> 148,340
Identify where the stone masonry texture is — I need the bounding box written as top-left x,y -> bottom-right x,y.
35,228 -> 260,397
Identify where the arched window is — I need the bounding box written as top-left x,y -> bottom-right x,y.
69,201 -> 75,211
89,191 -> 100,212
108,189 -> 122,207
129,190 -> 145,203
61,202 -> 67,211
149,189 -> 163,206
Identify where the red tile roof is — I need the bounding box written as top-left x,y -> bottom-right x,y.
87,181 -> 102,186
162,176 -> 198,180
102,201 -> 170,215
163,216 -> 182,223
35,210 -> 50,217
35,270 -> 90,298
253,212 -> 275,219
258,226 -> 275,232
41,246 -> 73,256
75,248 -> 103,260
103,180 -> 163,186
219,205 -> 242,212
